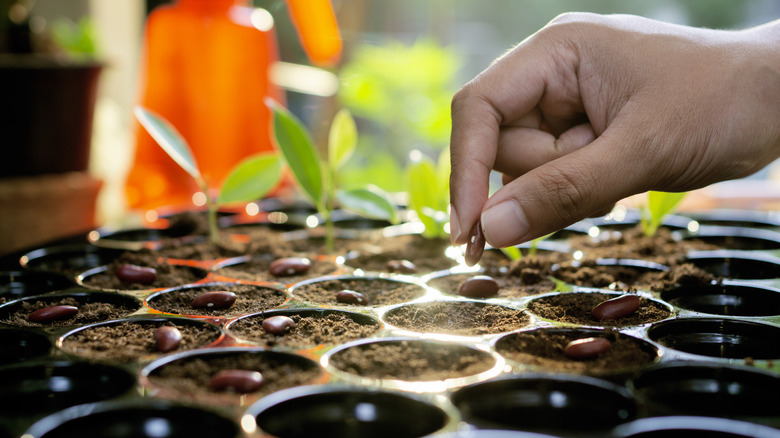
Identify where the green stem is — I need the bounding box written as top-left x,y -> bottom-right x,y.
200,178 -> 219,245
324,163 -> 337,254
207,196 -> 219,245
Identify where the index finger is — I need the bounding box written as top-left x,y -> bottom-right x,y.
448,47 -> 549,245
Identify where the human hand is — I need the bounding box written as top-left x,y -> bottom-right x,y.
449,13 -> 780,263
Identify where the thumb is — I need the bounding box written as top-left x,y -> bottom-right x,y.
479,129 -> 651,247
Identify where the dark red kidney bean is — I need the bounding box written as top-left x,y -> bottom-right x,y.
336,289 -> 369,305
153,325 -> 182,353
564,337 -> 612,359
465,221 -> 486,267
115,264 -> 157,284
458,275 -> 499,298
269,257 -> 311,277
191,291 -> 237,309
28,305 -> 78,323
591,294 -> 641,320
262,315 -> 296,335
386,259 -> 418,274
208,369 -> 264,393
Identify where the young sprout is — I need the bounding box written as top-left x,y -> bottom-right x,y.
134,106 -> 282,244
640,191 -> 687,236
266,100 -> 398,253
499,233 -> 552,261
405,149 -> 450,239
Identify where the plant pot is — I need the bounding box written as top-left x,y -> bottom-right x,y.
0,55 -> 102,177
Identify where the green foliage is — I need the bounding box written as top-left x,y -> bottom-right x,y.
338,38 -> 460,193
641,191 -> 687,236
134,106 -> 281,243
406,149 -> 450,239
267,100 -> 398,252
51,17 -> 99,58
219,154 -> 283,206
267,101 -> 323,208
499,233 -> 552,261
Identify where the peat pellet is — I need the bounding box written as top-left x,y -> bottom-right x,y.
262,315 -> 296,335
458,275 -> 499,298
336,290 -> 370,305
591,294 -> 641,320
154,325 -> 183,353
386,259 -> 418,274
564,337 -> 612,360
269,257 -> 311,277
28,305 -> 78,323
192,291 -> 237,310
209,369 -> 264,393
115,264 -> 157,284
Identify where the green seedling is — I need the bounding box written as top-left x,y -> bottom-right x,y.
267,100 -> 398,253
640,190 -> 688,236
134,106 -> 282,244
405,149 -> 450,239
499,233 -> 552,261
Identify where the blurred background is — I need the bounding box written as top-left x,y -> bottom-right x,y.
2,0 -> 780,253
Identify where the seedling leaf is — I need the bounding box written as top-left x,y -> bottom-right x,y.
328,108 -> 357,170
134,106 -> 202,184
500,246 -> 522,261
218,153 -> 281,206
267,99 -> 323,205
406,155 -> 447,238
336,185 -> 398,223
641,191 -> 687,236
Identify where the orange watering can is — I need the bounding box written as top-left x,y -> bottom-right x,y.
125,0 -> 341,211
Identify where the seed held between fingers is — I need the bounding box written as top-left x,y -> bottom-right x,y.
465,221 -> 485,267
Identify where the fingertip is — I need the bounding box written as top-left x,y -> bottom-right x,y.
449,204 -> 462,245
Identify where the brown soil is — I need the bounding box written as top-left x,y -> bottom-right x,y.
292,277 -> 427,307
60,319 -> 222,362
214,255 -> 346,284
343,234 -> 458,273
0,295 -> 140,328
328,339 -> 495,381
427,272 -> 558,299
146,350 -> 322,398
81,249 -> 208,290
384,301 -> 530,336
495,329 -> 657,376
526,292 -> 672,327
146,283 -> 287,317
228,311 -> 382,349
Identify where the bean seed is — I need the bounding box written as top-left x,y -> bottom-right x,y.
269,257 -> 311,277
28,305 -> 78,323
336,289 -> 369,305
153,325 -> 182,352
262,315 -> 296,335
386,259 -> 418,274
192,291 -> 237,309
115,264 -> 157,284
591,294 -> 641,320
458,275 -> 499,298
209,369 -> 264,393
564,337 -> 611,359
465,221 -> 486,267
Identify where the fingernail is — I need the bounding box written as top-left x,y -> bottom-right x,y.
465,220 -> 485,267
481,200 -> 529,247
449,204 -> 462,245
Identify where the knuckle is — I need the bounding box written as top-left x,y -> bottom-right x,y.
535,167 -> 592,225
